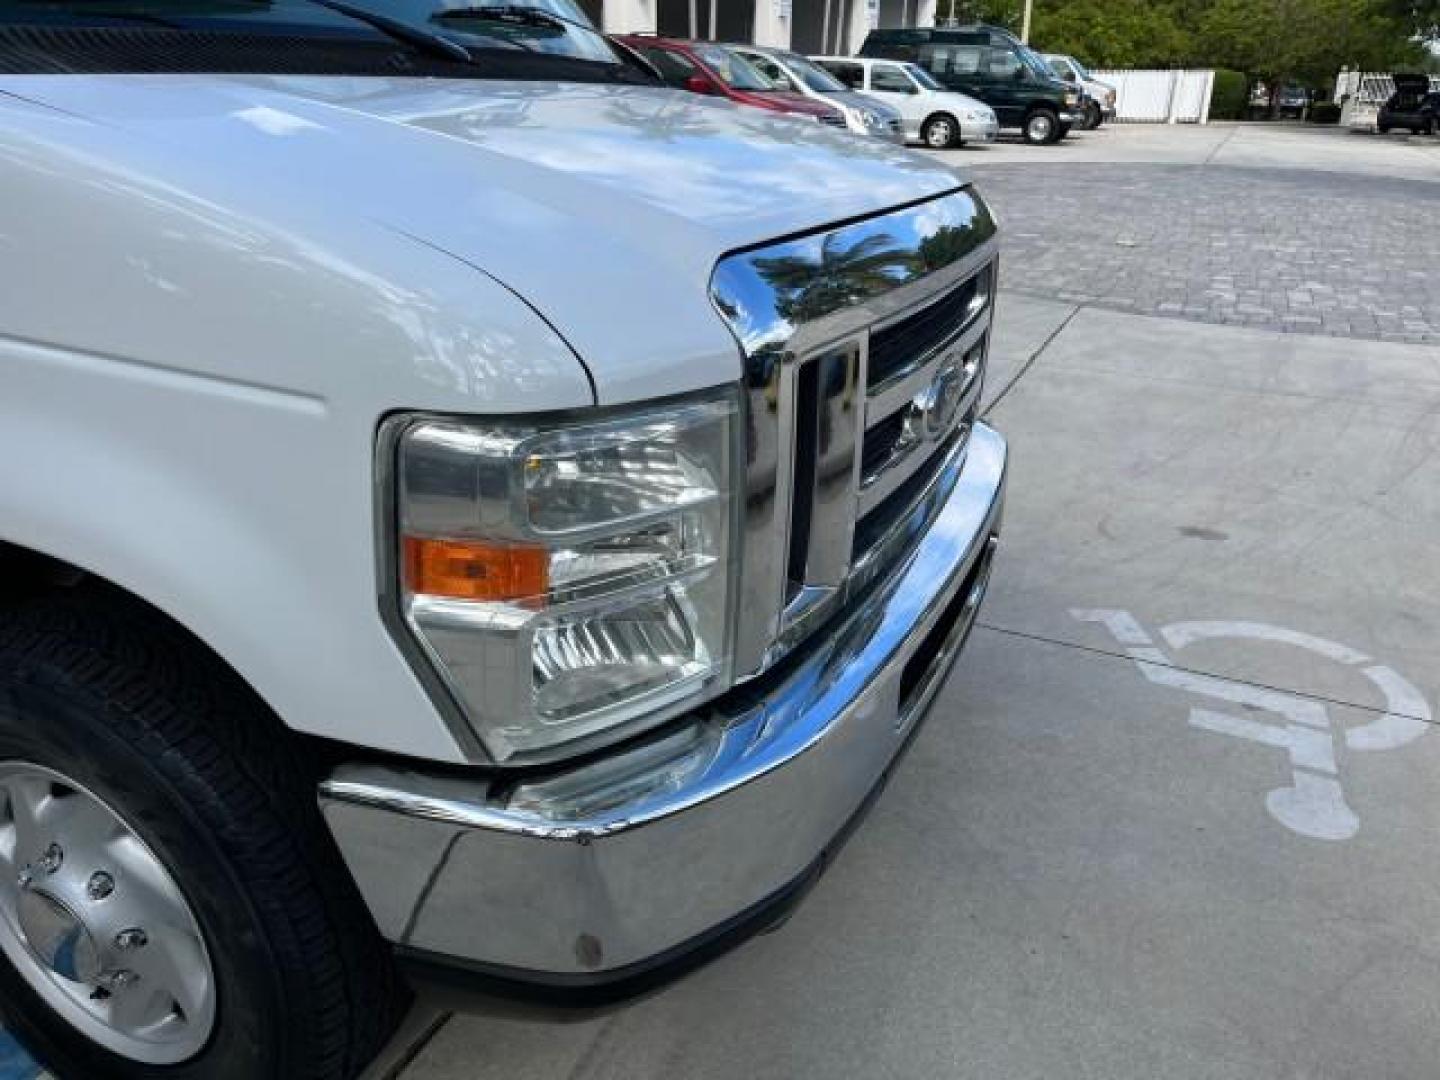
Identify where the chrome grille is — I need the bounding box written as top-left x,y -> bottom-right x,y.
868,264 -> 992,389
710,187 -> 999,678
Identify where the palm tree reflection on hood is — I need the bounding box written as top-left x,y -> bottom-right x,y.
752,232 -> 909,326
917,213 -> 992,273
751,215 -> 990,326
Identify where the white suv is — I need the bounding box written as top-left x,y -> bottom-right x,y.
813,56 -> 999,148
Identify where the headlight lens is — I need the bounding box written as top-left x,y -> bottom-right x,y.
1065,92 -> 1080,106
394,394 -> 738,761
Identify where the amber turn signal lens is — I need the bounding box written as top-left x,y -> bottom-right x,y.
403,536 -> 548,602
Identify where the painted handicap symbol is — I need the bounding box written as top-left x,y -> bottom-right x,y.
1073,610 -> 1431,841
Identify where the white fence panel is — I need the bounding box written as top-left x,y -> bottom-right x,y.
1093,69 -> 1216,123
1173,70 -> 1214,122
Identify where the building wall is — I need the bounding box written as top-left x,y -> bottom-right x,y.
750,0 -> 789,47
602,0 -> 657,33
600,0 -> 922,50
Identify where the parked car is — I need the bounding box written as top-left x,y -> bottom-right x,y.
0,0 -> 1007,1077
1277,84 -> 1310,118
860,25 -> 1083,143
1043,52 -> 1115,129
728,44 -> 906,142
1247,80 -> 1310,119
812,56 -> 998,148
617,35 -> 846,126
1378,73 -> 1440,134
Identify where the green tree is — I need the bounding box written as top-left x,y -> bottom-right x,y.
1031,0 -> 1193,67
1198,0 -> 1427,99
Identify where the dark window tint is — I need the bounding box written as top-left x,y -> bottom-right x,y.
871,64 -> 914,92
818,59 -> 863,88
985,47 -> 1020,77
919,42 -> 980,76
637,45 -> 697,87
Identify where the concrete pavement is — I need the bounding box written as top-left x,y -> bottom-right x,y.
945,121 -> 1440,184
390,291 -> 1440,1080
958,124 -> 1440,345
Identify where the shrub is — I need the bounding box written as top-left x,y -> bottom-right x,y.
1210,69 -> 1247,120
1309,102 -> 1341,124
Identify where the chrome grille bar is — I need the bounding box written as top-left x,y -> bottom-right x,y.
859,327 -> 986,516
710,186 -> 999,679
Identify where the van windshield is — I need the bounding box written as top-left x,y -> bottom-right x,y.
0,0 -> 646,78
1017,43 -> 1058,81
906,63 -> 940,90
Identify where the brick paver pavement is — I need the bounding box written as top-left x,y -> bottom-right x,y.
970,163 -> 1440,344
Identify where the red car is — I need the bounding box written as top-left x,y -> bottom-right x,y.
618,35 -> 847,127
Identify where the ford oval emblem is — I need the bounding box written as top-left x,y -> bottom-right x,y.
920,362 -> 965,440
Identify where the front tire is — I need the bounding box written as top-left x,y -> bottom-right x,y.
0,590 -> 408,1079
1023,108 -> 1059,145
921,113 -> 960,149
1082,101 -> 1102,130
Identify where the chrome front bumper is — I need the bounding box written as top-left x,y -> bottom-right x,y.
319,423 -> 1006,984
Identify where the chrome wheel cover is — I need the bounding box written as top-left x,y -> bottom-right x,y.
925,119 -> 953,147
1028,114 -> 1053,141
0,763 -> 216,1064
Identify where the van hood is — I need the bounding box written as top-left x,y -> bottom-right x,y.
5,74 -> 967,402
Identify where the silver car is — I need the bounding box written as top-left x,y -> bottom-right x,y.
728,44 -> 906,143
811,56 -> 998,149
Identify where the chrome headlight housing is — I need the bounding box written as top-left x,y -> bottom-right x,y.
388,392 -> 740,762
